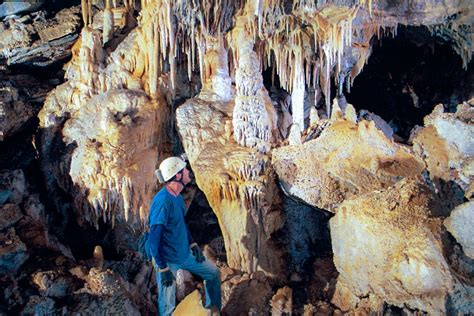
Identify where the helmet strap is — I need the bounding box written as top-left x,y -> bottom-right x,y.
170,169 -> 186,187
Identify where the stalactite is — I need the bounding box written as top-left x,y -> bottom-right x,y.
81,0 -> 88,26
103,0 -> 114,44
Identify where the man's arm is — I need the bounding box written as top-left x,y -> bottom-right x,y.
149,224 -> 168,270
186,224 -> 196,246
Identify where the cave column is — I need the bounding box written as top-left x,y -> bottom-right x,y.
231,5 -> 276,152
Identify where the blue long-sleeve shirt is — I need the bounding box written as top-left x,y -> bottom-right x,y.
149,224 -> 195,269
148,187 -> 194,269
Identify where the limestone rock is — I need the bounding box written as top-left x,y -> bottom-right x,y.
85,267 -> 125,296
38,6 -> 175,229
72,292 -> 141,315
412,101 -> 474,200
0,228 -> 29,274
221,273 -> 273,315
0,81 -> 34,141
62,90 -> 161,228
444,201 -> 474,259
32,270 -> 75,298
358,109 -> 394,139
173,290 -> 210,316
0,1 -> 44,18
176,269 -> 196,302
177,96 -> 285,278
0,68 -> 59,141
273,118 -> 424,212
330,178 -> 453,314
0,204 -> 23,231
0,6 -> 81,67
271,286 -> 293,315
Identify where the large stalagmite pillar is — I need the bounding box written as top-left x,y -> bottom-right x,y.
231,6 -> 276,152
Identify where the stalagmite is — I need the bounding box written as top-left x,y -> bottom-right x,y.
231,7 -> 276,151
288,124 -> 302,146
310,106 -> 319,125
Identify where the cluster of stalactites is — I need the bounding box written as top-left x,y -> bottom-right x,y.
220,152 -> 271,229
255,1 -> 373,118
81,0 -> 136,26
78,0 -> 378,113
136,0 -> 175,97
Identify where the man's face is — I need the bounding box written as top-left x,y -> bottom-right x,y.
181,167 -> 192,185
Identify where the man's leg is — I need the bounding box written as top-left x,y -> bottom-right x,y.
155,263 -> 179,316
180,252 -> 222,310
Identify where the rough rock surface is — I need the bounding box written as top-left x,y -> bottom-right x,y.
0,227 -> 28,274
221,271 -> 273,315
61,89 -> 162,227
273,116 -> 425,212
444,201 -> 474,259
39,14 -> 171,228
330,178 -> 454,314
0,1 -> 44,18
0,68 -> 60,141
173,290 -> 210,316
412,100 -> 474,200
0,6 -> 82,67
177,94 -> 285,278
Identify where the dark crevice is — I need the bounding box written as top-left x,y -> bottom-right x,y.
346,25 -> 474,139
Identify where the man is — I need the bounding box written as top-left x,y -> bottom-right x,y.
149,156 -> 221,315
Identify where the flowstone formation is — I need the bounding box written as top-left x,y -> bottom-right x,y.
38,3 -> 173,229
176,93 -> 286,279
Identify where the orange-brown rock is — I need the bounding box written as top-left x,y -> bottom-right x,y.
412,100 -> 474,200
273,116 -> 425,212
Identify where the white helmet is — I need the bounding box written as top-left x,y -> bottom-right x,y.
155,156 -> 186,183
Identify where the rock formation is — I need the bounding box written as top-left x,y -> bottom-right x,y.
444,201 -> 474,259
330,178 -> 453,314
273,112 -> 425,211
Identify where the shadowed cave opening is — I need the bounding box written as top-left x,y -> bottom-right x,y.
346,25 -> 474,139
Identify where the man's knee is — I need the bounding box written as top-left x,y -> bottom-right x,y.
204,264 -> 220,281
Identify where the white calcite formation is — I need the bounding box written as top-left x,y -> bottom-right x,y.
176,41 -> 285,277
231,3 -> 277,152
444,201 -> 474,259
272,114 -> 424,212
0,81 -> 33,141
39,4 -> 172,228
62,90 -> 162,228
330,178 -> 454,314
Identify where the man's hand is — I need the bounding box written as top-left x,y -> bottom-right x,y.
160,269 -> 175,287
191,243 -> 205,263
